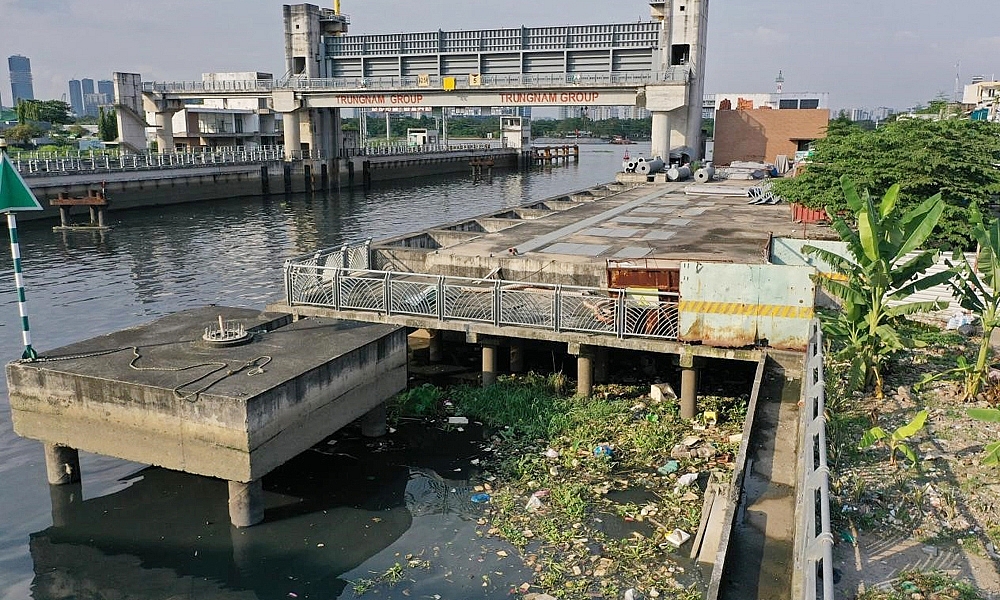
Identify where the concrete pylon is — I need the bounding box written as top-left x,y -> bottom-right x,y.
482,344 -> 498,387
153,110 -> 176,153
651,112 -> 671,162
283,111 -> 301,161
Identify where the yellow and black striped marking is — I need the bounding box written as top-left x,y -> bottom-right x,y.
678,300 -> 814,320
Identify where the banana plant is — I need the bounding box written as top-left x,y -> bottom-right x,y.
858,409 -> 929,467
945,207 -> 1000,400
967,408 -> 1000,466
803,176 -> 951,398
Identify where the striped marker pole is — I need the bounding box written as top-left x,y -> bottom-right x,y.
7,213 -> 36,360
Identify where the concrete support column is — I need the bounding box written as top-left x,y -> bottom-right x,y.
154,111 -> 175,153
300,109 -> 315,157
594,347 -> 609,384
680,358 -> 699,420
283,111 -> 300,161
49,481 -> 82,527
427,329 -> 443,363
482,344 -> 498,387
360,401 -> 388,437
509,342 -> 525,374
44,443 -> 81,485
228,479 -> 264,528
577,350 -> 594,398
651,111 -> 671,161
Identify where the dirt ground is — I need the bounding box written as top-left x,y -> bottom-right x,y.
829,324 -> 1000,599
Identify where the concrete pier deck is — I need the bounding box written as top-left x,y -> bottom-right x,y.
374,180 -> 837,284
7,306 -> 406,526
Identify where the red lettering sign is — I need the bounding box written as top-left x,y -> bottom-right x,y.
499,92 -> 600,104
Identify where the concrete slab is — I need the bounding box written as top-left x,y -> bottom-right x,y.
580,227 -> 642,238
613,247 -> 653,259
541,242 -> 611,257
613,216 -> 660,225
7,306 -> 407,484
643,230 -> 677,241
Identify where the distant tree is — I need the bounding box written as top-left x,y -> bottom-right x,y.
35,100 -> 73,124
15,99 -> 73,125
67,124 -> 88,138
772,118 -> 1000,249
98,107 -> 118,142
15,100 -> 39,124
4,123 -> 43,145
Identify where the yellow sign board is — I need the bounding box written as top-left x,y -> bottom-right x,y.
417,73 -> 430,87
442,76 -> 456,91
468,73 -> 482,87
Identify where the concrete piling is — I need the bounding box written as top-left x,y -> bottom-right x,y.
509,342 -> 524,374
482,344 -> 498,387
577,351 -> 594,398
49,481 -> 82,528
44,443 -> 81,485
427,329 -> 443,363
681,365 -> 699,420
228,480 -> 264,528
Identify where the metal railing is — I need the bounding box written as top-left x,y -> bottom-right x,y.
15,146 -> 287,177
343,143 -> 500,158
143,68 -> 690,95
283,245 -> 680,342
794,319 -> 835,600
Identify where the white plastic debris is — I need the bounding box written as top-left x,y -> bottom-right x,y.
676,473 -> 699,487
447,416 -> 469,425
665,528 -> 691,548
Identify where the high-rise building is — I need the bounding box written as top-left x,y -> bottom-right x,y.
81,78 -> 97,115
8,55 -> 34,103
68,79 -> 84,115
97,79 -> 114,102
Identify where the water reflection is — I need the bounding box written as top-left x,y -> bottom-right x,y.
29,425 -> 525,600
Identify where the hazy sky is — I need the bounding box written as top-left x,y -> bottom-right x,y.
0,0 -> 996,111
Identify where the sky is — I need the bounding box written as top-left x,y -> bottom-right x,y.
0,0 -> 997,112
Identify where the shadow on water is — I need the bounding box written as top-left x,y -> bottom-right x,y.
28,423 -> 527,600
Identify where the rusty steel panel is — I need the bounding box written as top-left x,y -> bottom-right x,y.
607,258 -> 681,292
679,262 -> 815,350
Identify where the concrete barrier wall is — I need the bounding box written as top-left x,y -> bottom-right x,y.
679,261 -> 816,350
18,151 -> 519,222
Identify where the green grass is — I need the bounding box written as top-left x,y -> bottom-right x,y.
857,570 -> 984,600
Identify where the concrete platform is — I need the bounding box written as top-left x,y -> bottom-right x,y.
374,181 -> 838,285
6,306 -> 407,526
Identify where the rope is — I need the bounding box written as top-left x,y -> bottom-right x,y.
20,346 -> 273,403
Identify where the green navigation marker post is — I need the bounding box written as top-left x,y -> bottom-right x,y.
0,153 -> 43,360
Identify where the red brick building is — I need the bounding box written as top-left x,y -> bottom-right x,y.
713,108 -> 830,166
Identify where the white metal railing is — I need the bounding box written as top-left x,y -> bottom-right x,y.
143,68 -> 690,95
15,146 -> 287,177
283,247 -> 680,342
344,143 -> 500,157
794,319 -> 835,600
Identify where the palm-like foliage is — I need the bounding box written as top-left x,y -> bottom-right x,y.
948,207 -> 1000,400
804,176 -> 951,398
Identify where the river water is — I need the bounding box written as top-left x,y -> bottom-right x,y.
0,144 -> 648,600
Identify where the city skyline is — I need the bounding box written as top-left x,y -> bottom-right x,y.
0,0 -> 996,111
